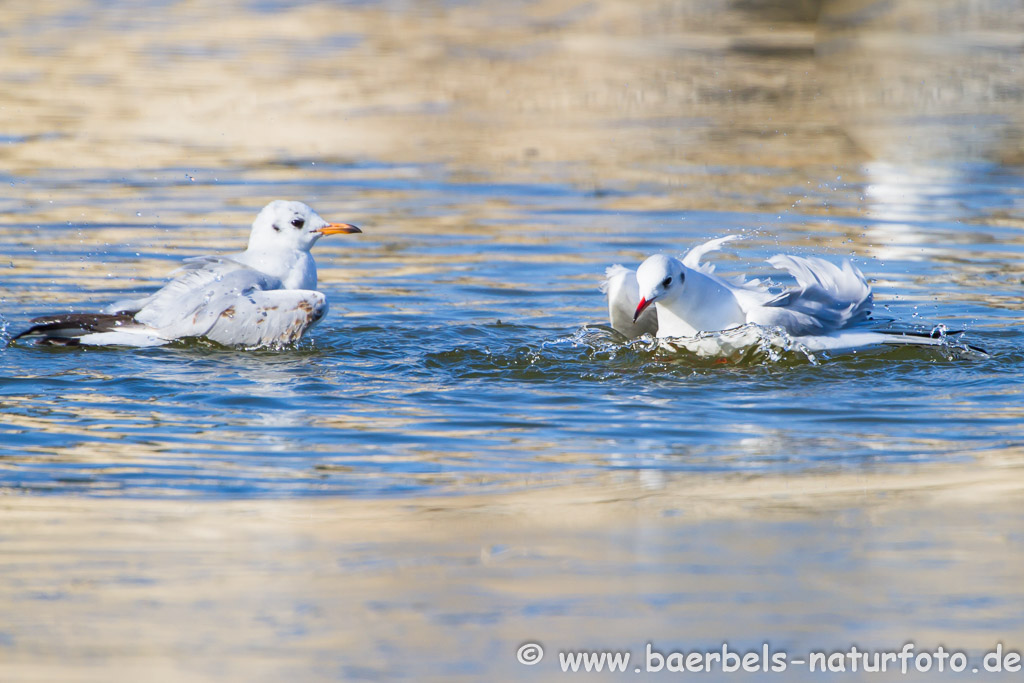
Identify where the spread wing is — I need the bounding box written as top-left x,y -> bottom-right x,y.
745,255 -> 873,335
681,235 -> 740,275
601,264 -> 658,338
682,235 -> 771,294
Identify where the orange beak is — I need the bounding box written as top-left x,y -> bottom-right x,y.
318,223 -> 362,235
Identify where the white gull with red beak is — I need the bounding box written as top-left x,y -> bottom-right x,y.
603,236 -> 974,355
12,200 -> 362,348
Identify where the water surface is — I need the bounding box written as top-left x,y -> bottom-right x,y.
2,161 -> 1021,498
1,1 -> 1023,680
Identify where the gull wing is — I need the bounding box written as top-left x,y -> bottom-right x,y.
132,257 -> 283,340
9,312 -> 169,347
681,235 -> 741,275
682,235 -> 771,296
601,264 -> 658,338
101,255 -> 243,315
203,289 -> 329,347
19,256 -> 327,348
746,255 -> 873,335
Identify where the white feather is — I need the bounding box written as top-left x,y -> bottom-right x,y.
601,264 -> 657,337
680,235 -> 740,274
602,236 -> 956,355
18,200 -> 360,348
77,330 -> 172,347
746,255 -> 872,335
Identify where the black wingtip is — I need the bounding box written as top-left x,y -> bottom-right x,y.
8,312 -> 137,345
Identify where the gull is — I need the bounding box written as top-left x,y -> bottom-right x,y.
12,200 -> 361,348
603,236 -> 979,356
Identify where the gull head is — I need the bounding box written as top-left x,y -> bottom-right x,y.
247,200 -> 361,252
633,254 -> 685,323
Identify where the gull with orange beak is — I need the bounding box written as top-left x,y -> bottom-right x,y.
12,200 -> 362,348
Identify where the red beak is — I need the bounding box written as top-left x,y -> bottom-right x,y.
633,297 -> 652,323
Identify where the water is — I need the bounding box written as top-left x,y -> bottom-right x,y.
2,161 -> 1021,498
2,1 -> 1024,680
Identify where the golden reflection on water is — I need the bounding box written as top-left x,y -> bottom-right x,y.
819,0 -> 1024,163
2,0 -> 1020,175
2,467 -> 1024,679
2,0 -> 1024,679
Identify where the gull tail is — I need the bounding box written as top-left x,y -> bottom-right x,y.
9,313 -> 169,347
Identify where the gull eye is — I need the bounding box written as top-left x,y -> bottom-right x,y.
661,276 -> 672,288
291,217 -> 305,229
